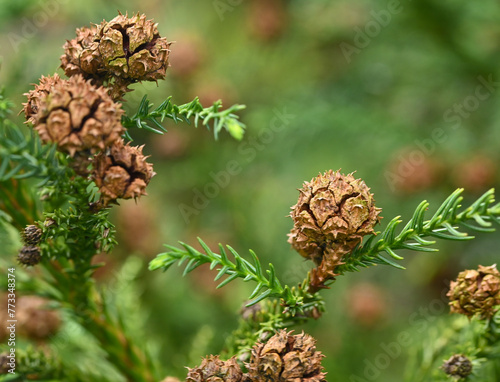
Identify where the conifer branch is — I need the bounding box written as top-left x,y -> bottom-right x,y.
339,188 -> 500,275
122,95 -> 246,140
149,238 -> 286,306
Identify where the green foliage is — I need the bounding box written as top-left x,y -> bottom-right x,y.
122,95 -> 246,140
149,238 -> 286,306
339,189 -> 500,276
0,346 -> 81,382
405,312 -> 500,382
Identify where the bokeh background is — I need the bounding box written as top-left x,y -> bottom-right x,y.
1,0 -> 499,380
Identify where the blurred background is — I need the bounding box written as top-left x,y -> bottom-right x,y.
1,0 -> 499,380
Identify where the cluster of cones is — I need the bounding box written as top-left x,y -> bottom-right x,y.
183,330 -> 326,382
23,13 -> 168,207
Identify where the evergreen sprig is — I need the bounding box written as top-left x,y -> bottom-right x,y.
339,188 -> 500,275
121,95 -> 246,140
0,347 -> 70,382
149,238 -> 296,306
0,94 -> 65,185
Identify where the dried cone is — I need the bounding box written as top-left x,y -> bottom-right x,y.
447,264 -> 500,319
96,13 -> 170,82
288,170 -> 381,292
23,74 -> 63,124
29,75 -> 125,156
442,354 -> 473,379
92,140 -> 155,206
60,25 -> 133,100
187,355 -> 244,382
17,245 -> 41,266
246,330 -> 326,382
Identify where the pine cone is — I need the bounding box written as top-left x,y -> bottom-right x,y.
22,225 -> 42,245
92,140 -> 155,206
17,245 -> 41,266
288,170 -> 381,292
442,354 -> 473,379
187,355 -> 244,382
245,330 -> 326,382
30,75 -> 124,156
23,74 -> 63,124
96,13 -> 170,82
447,264 -> 500,319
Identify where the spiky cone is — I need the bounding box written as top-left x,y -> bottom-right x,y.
441,354 -> 473,379
288,170 -> 381,292
447,264 -> 500,319
29,75 -> 125,156
245,330 -> 326,382
60,25 -> 103,82
92,140 -> 155,206
60,25 -> 135,100
23,74 -> 63,124
95,12 -> 170,82
186,355 -> 244,382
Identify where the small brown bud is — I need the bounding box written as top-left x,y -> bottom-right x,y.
240,302 -> 262,321
18,245 -> 41,266
92,140 -> 155,206
442,354 -> 473,379
187,355 -> 244,382
22,225 -> 42,245
288,170 -> 381,292
245,330 -> 326,382
447,264 -> 500,319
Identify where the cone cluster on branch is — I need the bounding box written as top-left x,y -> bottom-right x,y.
288,170 -> 381,292
23,13 -> 165,208
18,225 -> 43,266
187,330 -> 326,382
447,264 -> 500,319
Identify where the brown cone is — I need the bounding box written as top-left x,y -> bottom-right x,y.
187,355 -> 244,382
30,75 -> 125,156
96,13 -> 170,82
245,330 -> 326,382
60,25 -> 103,82
92,140 -> 155,206
288,170 -> 381,292
447,264 -> 500,319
